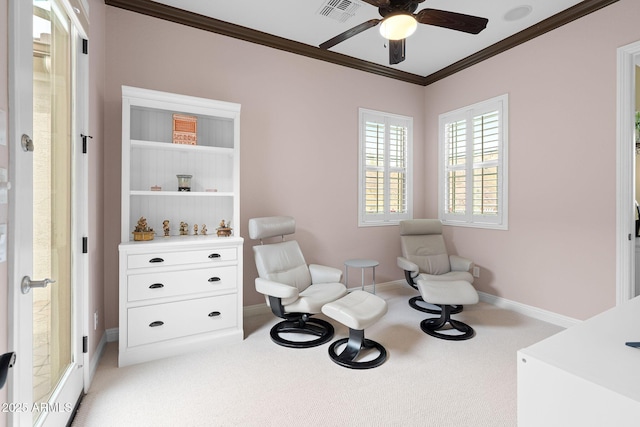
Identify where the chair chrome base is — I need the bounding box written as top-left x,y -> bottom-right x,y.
420,305 -> 475,341
328,328 -> 387,369
270,316 -> 334,348
409,296 -> 463,315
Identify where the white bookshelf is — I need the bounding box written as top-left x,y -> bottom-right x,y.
118,86 -> 243,366
121,86 -> 240,241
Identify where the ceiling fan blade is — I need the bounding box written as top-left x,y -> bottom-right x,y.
360,0 -> 390,7
415,9 -> 488,34
388,39 -> 406,65
319,19 -> 381,50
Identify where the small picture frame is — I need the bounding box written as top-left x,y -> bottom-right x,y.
172,113 -> 197,145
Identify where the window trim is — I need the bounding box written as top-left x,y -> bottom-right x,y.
358,108 -> 413,227
438,94 -> 509,230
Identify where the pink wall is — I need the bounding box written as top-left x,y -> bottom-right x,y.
103,7 -> 426,329
424,0 -> 640,320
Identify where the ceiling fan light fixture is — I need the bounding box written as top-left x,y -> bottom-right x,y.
379,13 -> 417,40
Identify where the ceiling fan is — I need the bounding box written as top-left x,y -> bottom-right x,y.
319,0 -> 489,65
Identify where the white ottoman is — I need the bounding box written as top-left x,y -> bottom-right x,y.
417,279 -> 479,341
321,290 -> 388,369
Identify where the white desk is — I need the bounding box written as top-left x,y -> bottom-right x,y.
518,296 -> 640,426
344,259 -> 378,294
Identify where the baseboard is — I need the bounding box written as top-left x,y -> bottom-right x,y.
478,291 -> 580,329
88,332 -> 108,386
375,281 -> 580,328
243,302 -> 271,317
106,328 -> 119,343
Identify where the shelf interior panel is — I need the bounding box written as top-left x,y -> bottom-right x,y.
130,145 -> 233,193
130,106 -> 234,149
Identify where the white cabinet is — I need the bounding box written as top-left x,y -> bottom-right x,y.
517,297 -> 640,426
118,86 -> 243,366
118,238 -> 243,366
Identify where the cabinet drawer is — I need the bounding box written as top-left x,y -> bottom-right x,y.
127,247 -> 236,269
127,294 -> 237,347
128,266 -> 236,302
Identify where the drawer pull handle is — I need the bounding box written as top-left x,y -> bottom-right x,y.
149,321 -> 164,327
208,253 -> 221,259
208,311 -> 221,318
149,257 -> 164,263
208,277 -> 221,282
149,283 -> 164,289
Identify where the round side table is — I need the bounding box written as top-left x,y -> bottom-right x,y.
344,259 -> 379,294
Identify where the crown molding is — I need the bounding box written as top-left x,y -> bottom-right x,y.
105,0 -> 618,87
424,0 -> 619,85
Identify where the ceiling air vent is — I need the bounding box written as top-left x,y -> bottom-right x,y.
317,0 -> 361,23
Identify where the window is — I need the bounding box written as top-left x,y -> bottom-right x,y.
439,94 -> 508,229
359,108 -> 413,226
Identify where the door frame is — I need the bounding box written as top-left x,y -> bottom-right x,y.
7,0 -> 89,425
616,40 -> 640,305
7,0 -> 37,423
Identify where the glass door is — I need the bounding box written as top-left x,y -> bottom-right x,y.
32,0 -> 74,417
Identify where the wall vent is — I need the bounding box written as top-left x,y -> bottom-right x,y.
317,0 -> 361,23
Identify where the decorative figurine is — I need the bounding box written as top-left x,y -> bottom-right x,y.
135,217 -> 149,232
133,216 -> 154,241
162,220 -> 170,237
201,224 -> 207,235
216,219 -> 232,237
179,221 -> 189,235
193,224 -> 198,235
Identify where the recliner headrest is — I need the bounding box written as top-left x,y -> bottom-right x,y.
249,216 -> 296,240
399,219 -> 443,236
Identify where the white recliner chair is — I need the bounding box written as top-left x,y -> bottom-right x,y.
249,216 -> 348,348
397,219 -> 479,340
397,219 -> 474,314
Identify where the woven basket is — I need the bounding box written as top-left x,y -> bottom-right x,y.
216,228 -> 232,237
132,231 -> 155,241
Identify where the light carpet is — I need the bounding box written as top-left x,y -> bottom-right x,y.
71,285 -> 563,427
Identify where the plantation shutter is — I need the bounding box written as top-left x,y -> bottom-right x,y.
440,95 -> 507,228
472,110 -> 500,216
360,109 -> 413,226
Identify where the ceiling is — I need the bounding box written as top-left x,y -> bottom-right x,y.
105,0 -> 618,85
